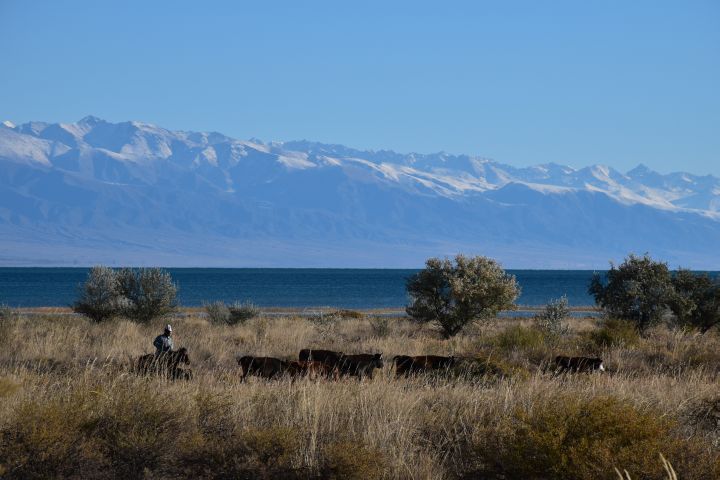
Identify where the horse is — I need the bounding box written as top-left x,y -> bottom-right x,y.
135,347 -> 191,380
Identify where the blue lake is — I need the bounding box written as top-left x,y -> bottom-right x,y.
0,268 -> 617,308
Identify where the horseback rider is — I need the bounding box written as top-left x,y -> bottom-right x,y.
153,324 -> 174,354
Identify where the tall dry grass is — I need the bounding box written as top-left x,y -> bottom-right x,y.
0,311 -> 719,479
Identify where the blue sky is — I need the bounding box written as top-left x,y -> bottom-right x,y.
1,0 -> 718,175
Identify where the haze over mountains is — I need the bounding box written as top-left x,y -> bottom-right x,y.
1,116 -> 719,268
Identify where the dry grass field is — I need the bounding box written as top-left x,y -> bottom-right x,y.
1,309 -> 719,479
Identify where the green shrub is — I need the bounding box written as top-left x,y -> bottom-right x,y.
241,426 -> 300,472
452,355 -> 530,381
0,392 -> 107,479
669,269 -> 720,333
406,254 -> 520,338
91,387 -> 189,478
589,318 -> 640,349
465,395 -> 715,480
321,441 -> 388,480
204,301 -> 231,324
589,254 -> 674,333
368,316 -> 391,338
228,301 -> 260,324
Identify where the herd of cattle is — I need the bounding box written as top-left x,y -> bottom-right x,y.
134,348 -> 606,381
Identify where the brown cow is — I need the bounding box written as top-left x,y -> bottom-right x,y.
554,355 -> 605,374
394,355 -> 456,377
237,355 -> 288,381
286,360 -> 339,380
339,353 -> 384,380
135,348 -> 190,380
299,349 -> 345,368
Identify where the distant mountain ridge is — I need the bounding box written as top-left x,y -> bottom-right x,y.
1,116 -> 719,268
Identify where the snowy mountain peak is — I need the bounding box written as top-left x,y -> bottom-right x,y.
2,120 -> 16,129
1,116 -> 719,267
77,115 -> 105,127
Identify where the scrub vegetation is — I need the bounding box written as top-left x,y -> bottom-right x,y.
1,310 -> 719,479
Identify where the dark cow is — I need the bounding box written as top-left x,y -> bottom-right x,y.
237,355 -> 288,381
286,360 -> 339,380
394,355 -> 456,377
299,349 -> 345,368
554,355 -> 605,374
339,353 -> 384,380
135,348 -> 190,380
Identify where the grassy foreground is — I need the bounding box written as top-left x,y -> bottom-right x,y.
1,311 -> 719,479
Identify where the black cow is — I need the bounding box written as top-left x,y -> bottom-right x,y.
554,355 -> 605,374
339,353 -> 384,380
237,355 -> 288,381
299,349 -> 345,368
394,355 -> 456,377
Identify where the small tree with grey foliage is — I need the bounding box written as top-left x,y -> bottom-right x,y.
72,266 -> 123,322
534,295 -> 570,342
204,301 -> 231,324
406,254 -> 520,338
117,267 -> 178,323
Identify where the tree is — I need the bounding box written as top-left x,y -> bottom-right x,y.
72,266 -> 123,322
588,254 -> 673,333
669,269 -> 720,333
534,295 -> 570,341
117,267 -> 178,323
406,254 -> 519,338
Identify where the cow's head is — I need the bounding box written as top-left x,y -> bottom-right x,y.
373,353 -> 384,368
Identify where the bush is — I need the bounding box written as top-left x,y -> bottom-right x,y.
589,254 -> 674,333
535,296 -> 570,341
669,269 -> 720,333
452,355 -> 530,381
73,266 -> 178,323
177,426 -> 305,480
228,301 -> 260,324
72,266 -> 123,322
588,317 -> 640,349
466,395 -> 716,480
0,392 -> 108,479
368,316 -> 391,338
116,267 -> 178,323
406,254 -> 520,338
204,300 -> 231,324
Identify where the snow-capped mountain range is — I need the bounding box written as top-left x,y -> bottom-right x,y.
1,116 -> 719,268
